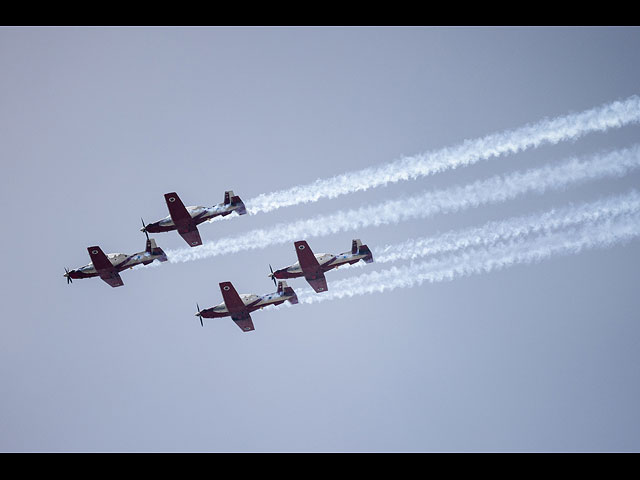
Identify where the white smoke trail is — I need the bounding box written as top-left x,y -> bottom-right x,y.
292,213 -> 640,304
166,145 -> 640,264
245,95 -> 640,215
375,189 -> 640,263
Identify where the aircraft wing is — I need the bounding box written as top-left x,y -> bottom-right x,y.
87,247 -> 123,287
231,312 -> 255,332
99,271 -> 124,288
164,192 -> 192,225
219,282 -> 255,332
294,240 -> 321,270
87,246 -> 114,271
306,273 -> 328,293
178,227 -> 203,247
219,282 -> 247,314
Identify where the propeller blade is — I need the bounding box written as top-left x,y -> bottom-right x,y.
196,303 -> 203,327
141,217 -> 150,241
269,264 -> 277,287
64,268 -> 72,284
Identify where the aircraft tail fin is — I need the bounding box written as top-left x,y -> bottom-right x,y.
224,190 -> 247,215
146,238 -> 168,262
277,281 -> 299,304
352,239 -> 374,263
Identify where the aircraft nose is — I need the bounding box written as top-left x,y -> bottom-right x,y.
63,268 -> 75,284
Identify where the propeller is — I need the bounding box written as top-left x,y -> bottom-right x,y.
141,217 -> 150,241
64,267 -> 73,284
195,303 -> 203,327
268,264 -> 277,287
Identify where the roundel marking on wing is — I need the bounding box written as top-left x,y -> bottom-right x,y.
168,197 -> 176,202
223,285 -> 230,291
298,244 -> 305,250
91,250 -> 98,254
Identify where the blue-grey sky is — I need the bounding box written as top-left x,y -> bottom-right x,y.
2,26 -> 640,452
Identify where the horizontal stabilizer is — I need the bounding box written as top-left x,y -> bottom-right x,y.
353,239 -> 373,263
225,190 -> 247,215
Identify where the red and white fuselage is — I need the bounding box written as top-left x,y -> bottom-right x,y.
270,239 -> 374,293
197,281 -> 299,332
143,190 -> 247,247
149,202 -> 245,230
64,237 -> 168,288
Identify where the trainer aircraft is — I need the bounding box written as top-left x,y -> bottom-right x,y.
64,231 -> 168,288
142,190 -> 247,247
195,280 -> 299,332
269,239 -> 373,293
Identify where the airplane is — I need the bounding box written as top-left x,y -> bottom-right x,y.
64,228 -> 168,288
195,280 -> 299,332
142,190 -> 247,247
268,239 -> 373,293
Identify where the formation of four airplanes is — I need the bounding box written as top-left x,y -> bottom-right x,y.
64,190 -> 374,332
